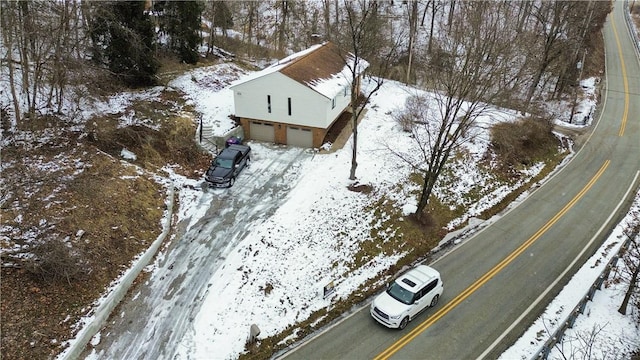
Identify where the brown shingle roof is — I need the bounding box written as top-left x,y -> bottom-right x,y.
279,42 -> 349,86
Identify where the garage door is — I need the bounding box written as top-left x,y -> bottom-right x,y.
250,121 -> 275,143
287,126 -> 313,148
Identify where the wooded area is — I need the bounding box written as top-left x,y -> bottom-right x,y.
1,1 -> 610,126
1,0 -> 611,212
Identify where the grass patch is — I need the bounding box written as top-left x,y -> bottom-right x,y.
477,151 -> 566,221
86,89 -> 211,176
1,149 -> 166,360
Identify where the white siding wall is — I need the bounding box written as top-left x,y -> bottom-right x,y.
231,72 -> 349,129
326,84 -> 351,124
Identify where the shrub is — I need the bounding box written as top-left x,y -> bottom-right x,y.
25,237 -> 90,285
490,116 -> 559,171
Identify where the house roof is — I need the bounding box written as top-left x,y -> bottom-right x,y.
230,42 -> 369,99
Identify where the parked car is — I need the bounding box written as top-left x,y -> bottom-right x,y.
205,144 -> 251,188
370,265 -> 443,330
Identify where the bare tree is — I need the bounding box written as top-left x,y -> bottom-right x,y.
1,0 -> 89,123
276,0 -> 290,53
394,1 -> 518,217
290,0 -> 320,48
523,1 -> 579,113
619,209 -> 640,315
321,0 -> 332,41
553,323 -> 612,360
425,0 -> 442,55
405,0 -> 419,84
446,0 -> 456,32
1,1 -> 22,125
334,0 -> 400,181
238,1 -> 259,57
203,1 -> 234,55
48,0 -> 84,114
515,0 -> 533,34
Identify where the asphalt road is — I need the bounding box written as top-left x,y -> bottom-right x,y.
282,2 -> 640,360
82,145 -> 313,359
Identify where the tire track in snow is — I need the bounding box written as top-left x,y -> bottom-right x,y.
86,146 -> 313,359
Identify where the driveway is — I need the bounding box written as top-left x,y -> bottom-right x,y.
83,144 -> 313,359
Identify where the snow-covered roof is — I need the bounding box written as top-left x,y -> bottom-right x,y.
230,42 -> 369,99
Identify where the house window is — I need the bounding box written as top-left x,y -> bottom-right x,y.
343,86 -> 348,97
332,97 -> 336,109
288,97 -> 292,116
267,95 -> 271,113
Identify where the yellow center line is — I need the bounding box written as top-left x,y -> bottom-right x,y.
374,160 -> 610,360
610,15 -> 629,137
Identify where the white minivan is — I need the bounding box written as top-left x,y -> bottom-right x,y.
370,265 -> 443,329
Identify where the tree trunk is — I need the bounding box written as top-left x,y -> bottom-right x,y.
406,0 -> 418,84
246,2 -> 255,57
420,0 -> 430,27
618,259 -> 639,315
333,0 -> 339,33
6,51 -> 22,125
416,171 -> 435,215
428,1 -> 437,54
322,0 -> 331,40
516,1 -> 531,33
277,0 -> 289,53
523,61 -> 546,113
349,111 -> 358,180
349,81 -> 358,180
18,1 -> 32,117
207,2 -> 216,56
1,2 -> 21,125
447,0 -> 456,33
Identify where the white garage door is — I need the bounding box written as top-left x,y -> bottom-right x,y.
287,126 -> 313,148
250,121 -> 275,143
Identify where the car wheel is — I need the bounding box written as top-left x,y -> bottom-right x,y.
246,157 -> 251,166
430,294 -> 439,307
399,317 -> 409,330
229,177 -> 235,187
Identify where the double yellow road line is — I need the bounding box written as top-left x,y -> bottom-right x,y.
375,160 -> 610,360
377,8 -> 630,358
611,13 -> 629,137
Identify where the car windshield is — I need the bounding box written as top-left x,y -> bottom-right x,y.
215,158 -> 233,169
386,282 -> 415,305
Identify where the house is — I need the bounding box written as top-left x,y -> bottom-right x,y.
229,42 -> 369,148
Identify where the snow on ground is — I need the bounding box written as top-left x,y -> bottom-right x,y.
3,7 -> 635,358
544,76 -> 599,128
60,59 -> 637,359
169,62 -> 246,134
154,63 -> 637,359
169,73 -> 539,359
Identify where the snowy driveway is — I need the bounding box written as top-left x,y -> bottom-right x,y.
85,144 -> 313,359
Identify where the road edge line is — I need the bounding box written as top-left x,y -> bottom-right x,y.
477,170 -> 640,360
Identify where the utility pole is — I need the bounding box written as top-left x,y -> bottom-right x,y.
569,49 -> 587,124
